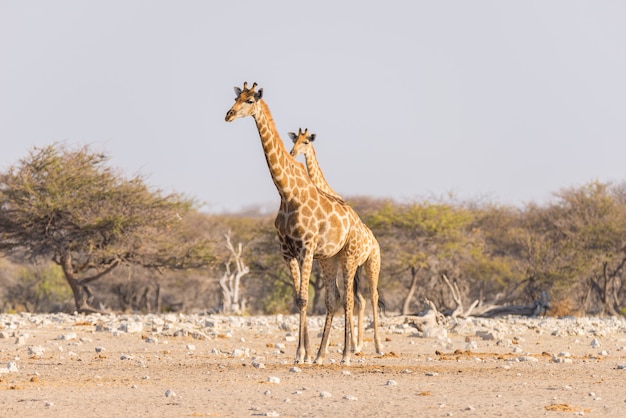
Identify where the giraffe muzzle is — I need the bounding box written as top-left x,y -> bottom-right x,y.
225,110 -> 236,122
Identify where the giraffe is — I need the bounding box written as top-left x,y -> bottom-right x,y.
288,128 -> 383,356
225,82 -> 364,365
288,128 -> 340,198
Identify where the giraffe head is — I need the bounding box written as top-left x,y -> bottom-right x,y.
225,82 -> 263,122
288,128 -> 316,158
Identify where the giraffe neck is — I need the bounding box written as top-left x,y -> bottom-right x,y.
305,147 -> 341,198
252,100 -> 309,202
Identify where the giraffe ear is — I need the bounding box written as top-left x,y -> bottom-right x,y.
309,134 -> 316,142
255,88 -> 263,100
287,132 -> 297,142
234,87 -> 242,96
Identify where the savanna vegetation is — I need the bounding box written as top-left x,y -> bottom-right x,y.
1,143 -> 625,317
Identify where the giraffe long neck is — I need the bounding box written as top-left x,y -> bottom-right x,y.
305,147 -> 341,198
252,100 -> 308,202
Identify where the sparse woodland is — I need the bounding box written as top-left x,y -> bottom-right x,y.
1,144 -> 626,317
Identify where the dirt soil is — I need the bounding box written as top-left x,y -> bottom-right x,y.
1,313 -> 626,417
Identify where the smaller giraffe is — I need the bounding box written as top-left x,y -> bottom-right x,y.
288,128 -> 384,357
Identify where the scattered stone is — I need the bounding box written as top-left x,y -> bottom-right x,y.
252,361 -> 266,369
476,330 -> 498,341
119,322 -> 143,333
465,341 -> 478,350
518,356 -> 538,362
0,362 -> 19,374
231,348 -> 249,358
343,395 -> 358,401
164,389 -> 176,398
268,376 -> 280,384
28,346 -> 45,356
289,367 -> 301,373
57,332 -> 77,341
95,346 -> 105,353
320,391 -> 332,398
341,370 -> 351,376
15,335 -> 28,345
591,338 -> 601,348
425,372 -> 439,377
265,411 -> 280,417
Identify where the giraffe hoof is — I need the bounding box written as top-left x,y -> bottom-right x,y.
340,359 -> 351,366
313,358 -> 324,365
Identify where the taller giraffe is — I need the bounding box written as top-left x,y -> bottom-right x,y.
289,128 -> 383,356
225,82 -> 364,364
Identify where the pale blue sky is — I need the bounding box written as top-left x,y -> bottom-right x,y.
1,1 -> 625,213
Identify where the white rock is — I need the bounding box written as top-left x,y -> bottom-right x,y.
268,376 -> 280,384
386,380 -> 398,386
231,348 -> 249,357
289,367 -> 301,373
28,346 -> 45,356
343,395 -> 358,401
591,338 -> 601,348
518,356 -> 538,362
319,391 -> 332,398
165,389 -> 176,397
476,330 -> 498,340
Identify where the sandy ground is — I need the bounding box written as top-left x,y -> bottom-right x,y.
1,312 -> 626,417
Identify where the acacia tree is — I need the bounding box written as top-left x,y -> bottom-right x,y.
545,182 -> 626,315
0,143 -> 215,313
367,200 -> 487,314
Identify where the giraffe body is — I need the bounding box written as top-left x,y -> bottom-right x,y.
289,128 -> 384,359
225,83 -> 363,364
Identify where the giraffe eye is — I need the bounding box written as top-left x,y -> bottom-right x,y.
245,99 -> 254,104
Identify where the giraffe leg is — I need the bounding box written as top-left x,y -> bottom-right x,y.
353,268 -> 366,354
296,248 -> 316,364
341,259 -> 358,366
287,257 -> 311,364
364,247 -> 384,355
314,257 -> 340,365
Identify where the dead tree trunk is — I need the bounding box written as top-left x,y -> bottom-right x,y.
401,267 -> 420,315
219,232 -> 249,314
